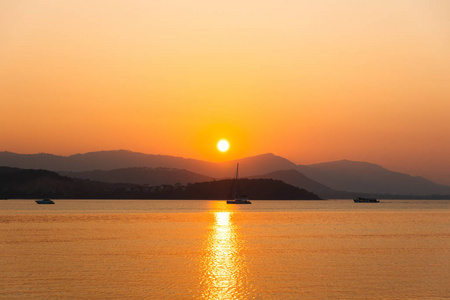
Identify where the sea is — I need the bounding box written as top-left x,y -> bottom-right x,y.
1,199 -> 449,299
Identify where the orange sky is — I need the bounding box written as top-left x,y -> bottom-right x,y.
1,1 -> 449,184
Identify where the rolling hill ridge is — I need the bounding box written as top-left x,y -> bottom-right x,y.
0,166 -> 320,200
1,150 -> 449,197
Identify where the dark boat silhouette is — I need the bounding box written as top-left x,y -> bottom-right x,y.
35,198 -> 55,204
353,197 -> 379,203
227,163 -> 251,204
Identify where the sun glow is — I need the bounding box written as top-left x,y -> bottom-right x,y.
217,139 -> 230,152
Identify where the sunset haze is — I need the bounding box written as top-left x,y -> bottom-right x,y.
1,0 -> 449,184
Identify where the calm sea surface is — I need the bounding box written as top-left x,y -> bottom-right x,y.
1,199 -> 449,299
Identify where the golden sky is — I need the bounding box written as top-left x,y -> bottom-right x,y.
1,1 -> 449,184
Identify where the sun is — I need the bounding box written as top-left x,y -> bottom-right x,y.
217,139 -> 230,152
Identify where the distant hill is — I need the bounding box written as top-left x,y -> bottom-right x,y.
0,166 -> 135,199
252,169 -> 355,199
180,178 -> 321,200
60,167 -> 212,186
1,150 -> 449,196
297,160 -> 450,196
0,167 -> 320,200
215,153 -> 298,178
0,150 -> 216,174
0,151 -> 295,179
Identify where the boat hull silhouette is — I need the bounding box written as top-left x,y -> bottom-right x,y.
36,198 -> 55,204
353,197 -> 379,203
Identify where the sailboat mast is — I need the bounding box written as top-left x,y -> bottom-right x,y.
234,163 -> 239,198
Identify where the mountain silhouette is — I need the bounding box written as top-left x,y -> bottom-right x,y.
211,153 -> 298,178
0,151 -> 297,178
182,178 -> 320,200
60,167 -> 212,186
1,150 -> 449,196
251,169 -> 355,199
0,166 -> 134,199
0,166 -> 320,200
297,159 -> 450,195
0,150 -> 215,173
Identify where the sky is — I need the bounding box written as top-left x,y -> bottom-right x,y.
1,0 -> 449,184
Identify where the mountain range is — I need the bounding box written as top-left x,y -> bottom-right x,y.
0,167 -> 320,200
1,150 -> 449,198
60,167 -> 212,186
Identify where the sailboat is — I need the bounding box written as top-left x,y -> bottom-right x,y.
35,198 -> 55,204
353,197 -> 379,203
226,163 -> 252,204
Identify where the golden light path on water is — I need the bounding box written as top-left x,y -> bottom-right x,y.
200,203 -> 253,300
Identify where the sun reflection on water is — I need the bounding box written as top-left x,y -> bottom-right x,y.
200,206 -> 251,300
216,212 -> 231,226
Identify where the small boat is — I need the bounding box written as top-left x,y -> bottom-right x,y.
227,195 -> 251,205
36,198 -> 55,204
227,163 -> 251,204
353,197 -> 379,203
